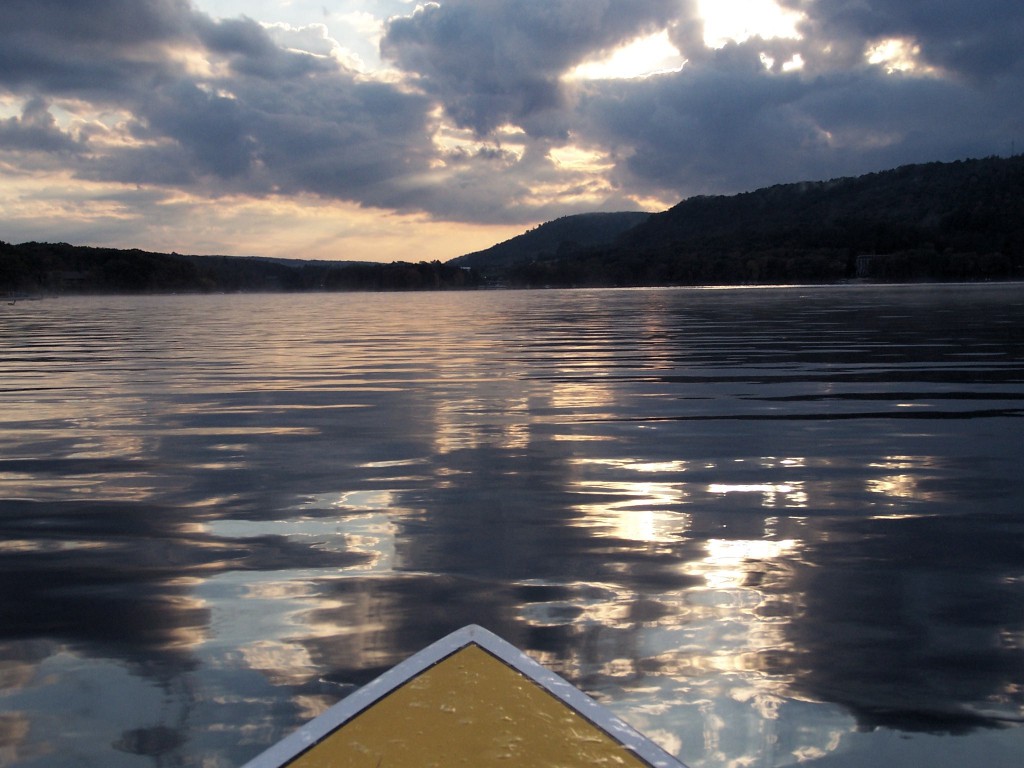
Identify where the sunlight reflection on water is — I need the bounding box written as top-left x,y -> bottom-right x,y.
1,285 -> 1023,767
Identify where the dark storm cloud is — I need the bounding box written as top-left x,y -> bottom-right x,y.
574,0 -> 1024,199
81,71 -> 437,204
0,97 -> 81,153
194,14 -> 337,79
0,0 -> 192,44
376,0 -> 1024,208
2,0 -> 1024,233
780,0 -> 1024,80
380,0 -> 682,135
0,0 -> 440,208
0,0 -> 193,96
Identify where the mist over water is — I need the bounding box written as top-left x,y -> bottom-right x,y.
1,284 -> 1023,767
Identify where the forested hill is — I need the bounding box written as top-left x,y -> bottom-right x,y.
450,211 -> 651,269
5,157 -> 1023,294
499,156 -> 1024,287
0,242 -> 478,295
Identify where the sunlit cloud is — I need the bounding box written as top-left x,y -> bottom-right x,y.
549,143 -> 615,173
431,117 -> 527,166
781,52 -> 805,72
866,37 -> 939,75
568,30 -> 685,81
0,169 -> 526,261
697,0 -> 804,48
0,0 -> 1021,260
521,178 -> 618,208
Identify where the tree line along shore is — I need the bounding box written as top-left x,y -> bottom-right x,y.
4,155 -> 1023,294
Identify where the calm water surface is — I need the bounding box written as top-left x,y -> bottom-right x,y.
1,285 -> 1023,767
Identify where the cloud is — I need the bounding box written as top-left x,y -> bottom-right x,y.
381,0 -> 683,136
1,0 -> 1023,258
262,21 -> 360,67
570,1 -> 1024,200
0,0 -> 650,227
779,0 -> 1024,80
194,15 -> 338,79
0,0 -> 193,97
0,1 -> 442,208
0,97 -> 82,154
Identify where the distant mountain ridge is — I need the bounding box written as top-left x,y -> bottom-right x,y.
4,156 -> 1022,294
0,242 -> 477,294
481,155 -> 1024,286
622,156 -> 1024,250
450,211 -> 651,269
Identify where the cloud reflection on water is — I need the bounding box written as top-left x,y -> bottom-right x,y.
1,287 -> 1023,767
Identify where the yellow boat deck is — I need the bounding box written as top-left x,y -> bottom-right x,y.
243,625 -> 686,768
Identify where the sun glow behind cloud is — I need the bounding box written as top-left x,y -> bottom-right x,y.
568,1 -> 805,81
569,29 -> 685,81
866,37 -> 939,75
698,0 -> 804,48
548,143 -> 614,173
3,0 -> 1020,262
0,168 -> 525,262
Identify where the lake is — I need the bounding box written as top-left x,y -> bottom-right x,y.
1,284 -> 1023,767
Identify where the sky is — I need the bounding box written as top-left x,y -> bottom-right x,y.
1,1 -> 1022,263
